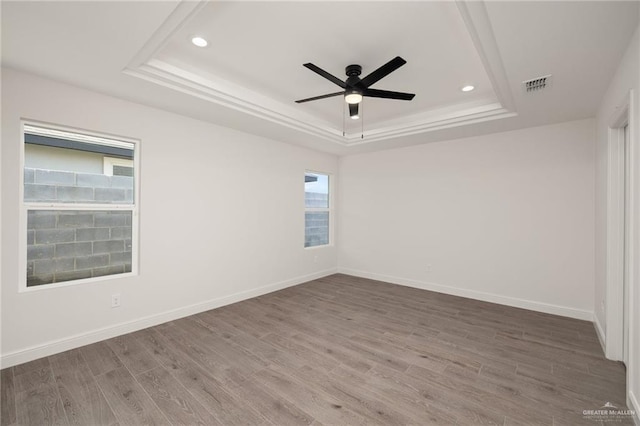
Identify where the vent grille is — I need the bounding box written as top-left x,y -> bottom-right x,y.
523,75 -> 552,93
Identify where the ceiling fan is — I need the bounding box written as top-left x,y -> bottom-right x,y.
295,56 -> 415,120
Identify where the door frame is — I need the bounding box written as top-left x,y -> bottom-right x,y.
605,90 -> 634,364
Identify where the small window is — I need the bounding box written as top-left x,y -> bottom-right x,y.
104,156 -> 134,177
22,123 -> 138,289
304,172 -> 330,248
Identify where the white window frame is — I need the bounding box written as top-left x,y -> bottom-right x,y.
103,156 -> 134,177
19,121 -> 140,292
304,170 -> 333,249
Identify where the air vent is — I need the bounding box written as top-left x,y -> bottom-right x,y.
523,75 -> 552,93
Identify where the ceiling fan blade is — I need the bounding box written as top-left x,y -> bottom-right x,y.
349,103 -> 359,118
358,56 -> 407,88
303,63 -> 347,88
295,91 -> 344,103
363,88 -> 415,101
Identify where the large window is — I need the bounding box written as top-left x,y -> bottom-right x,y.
305,172 -> 330,248
22,123 -> 138,289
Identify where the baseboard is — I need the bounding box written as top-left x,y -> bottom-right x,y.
593,313 -> 607,354
338,268 -> 593,321
0,268 -> 337,369
629,391 -> 640,426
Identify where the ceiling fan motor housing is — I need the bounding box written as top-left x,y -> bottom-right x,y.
346,65 -> 362,89
346,64 -> 362,77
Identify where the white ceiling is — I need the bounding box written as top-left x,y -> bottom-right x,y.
2,1 -> 638,155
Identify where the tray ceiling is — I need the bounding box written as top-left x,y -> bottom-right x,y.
125,0 -> 515,146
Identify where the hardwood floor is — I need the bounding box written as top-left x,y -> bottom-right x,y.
0,274 -> 631,425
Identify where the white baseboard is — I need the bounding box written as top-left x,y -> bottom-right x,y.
0,268 -> 337,369
594,313 -> 607,353
338,268 -> 593,321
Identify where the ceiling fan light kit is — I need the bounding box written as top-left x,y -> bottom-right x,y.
345,89 -> 363,105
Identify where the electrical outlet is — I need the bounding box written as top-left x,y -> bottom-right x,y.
426,264 -> 433,273
111,293 -> 121,308
314,255 -> 319,263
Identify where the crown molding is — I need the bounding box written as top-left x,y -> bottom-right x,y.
124,0 -> 517,147
455,0 -> 517,112
126,0 -> 209,69
124,59 -> 345,143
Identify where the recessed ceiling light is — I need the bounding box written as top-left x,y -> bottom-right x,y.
351,115 -> 360,120
461,85 -> 475,92
191,36 -> 208,47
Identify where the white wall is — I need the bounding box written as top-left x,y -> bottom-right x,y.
338,119 -> 596,320
1,68 -> 338,367
594,23 -> 640,419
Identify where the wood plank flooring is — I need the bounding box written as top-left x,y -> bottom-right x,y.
0,274 -> 631,425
